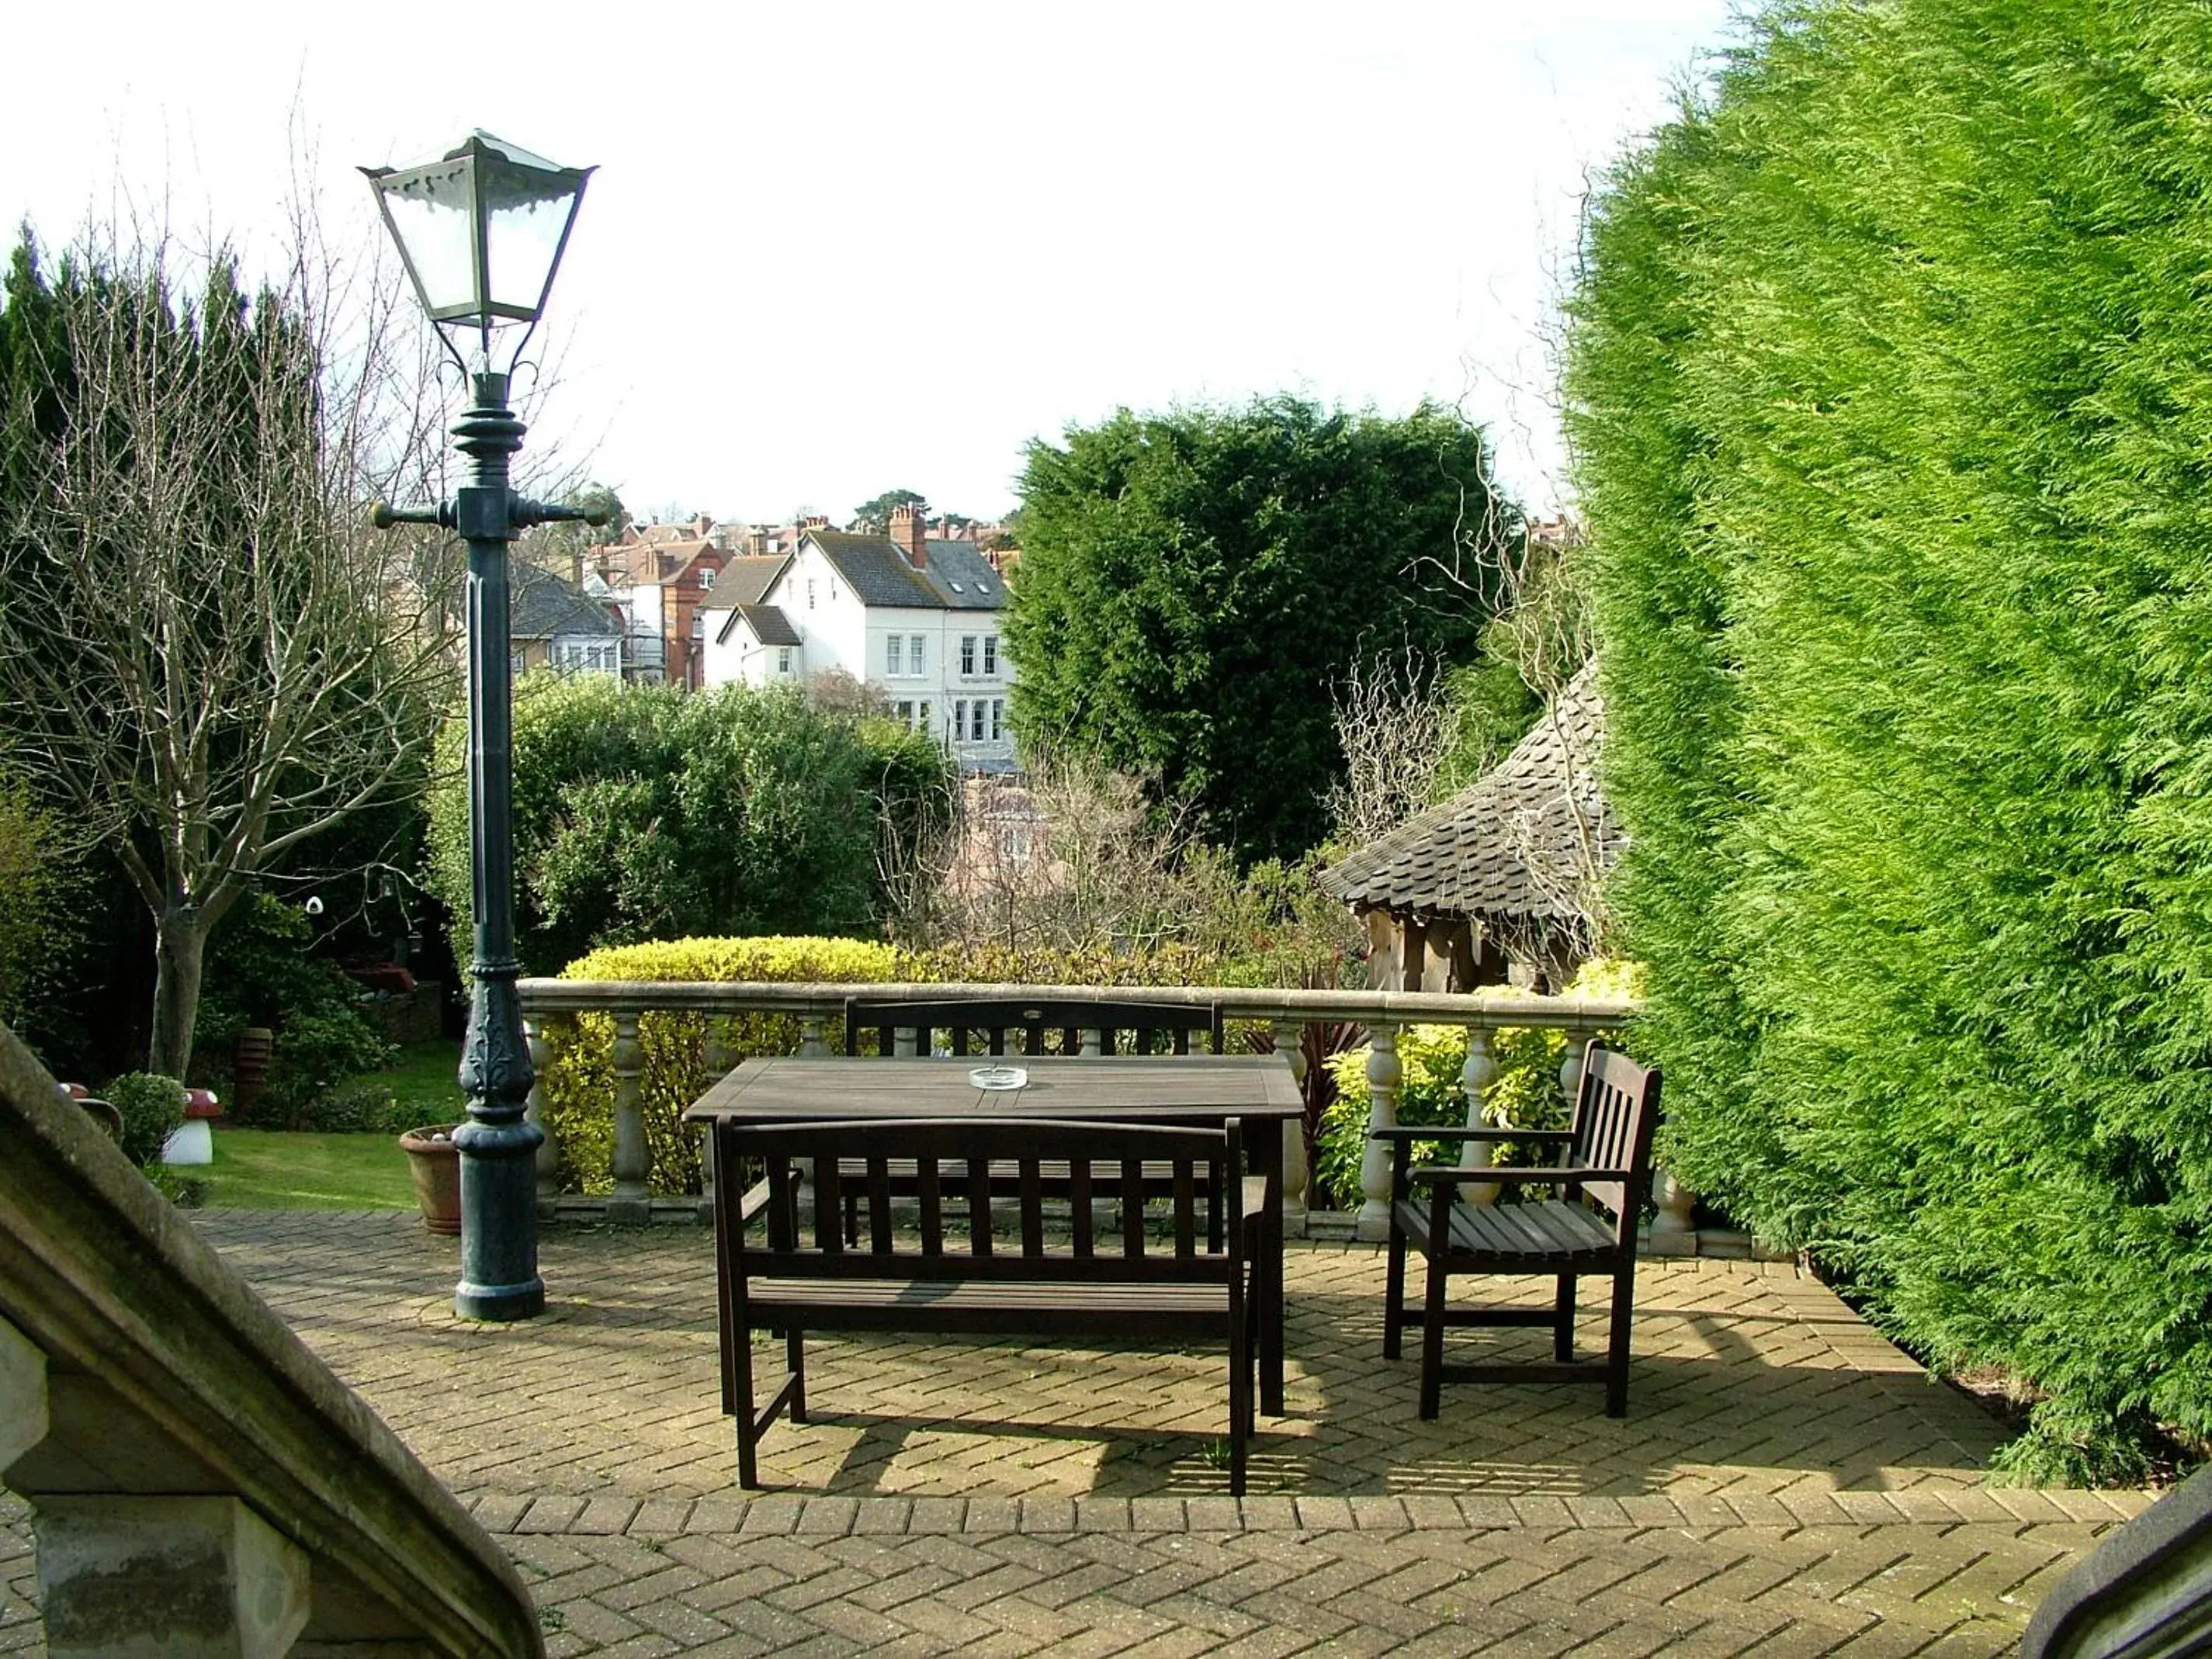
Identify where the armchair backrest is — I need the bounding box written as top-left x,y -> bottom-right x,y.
1569,1041 -> 1662,1232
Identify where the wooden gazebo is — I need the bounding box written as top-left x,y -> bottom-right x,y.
1319,660 -> 1619,992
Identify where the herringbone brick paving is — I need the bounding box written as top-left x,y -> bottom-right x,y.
0,1211 -> 2162,1654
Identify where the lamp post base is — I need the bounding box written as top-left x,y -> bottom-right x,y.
454,1277 -> 546,1322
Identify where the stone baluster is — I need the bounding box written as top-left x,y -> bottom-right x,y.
699,1019 -> 737,1225
1081,1026 -> 1103,1058
800,1013 -> 828,1059
893,1020 -> 918,1058
524,1018 -> 557,1216
1271,1017 -> 1310,1224
1458,1021 -> 1501,1206
608,1011 -> 650,1226
1357,1022 -> 1401,1241
1560,1027 -> 1590,1121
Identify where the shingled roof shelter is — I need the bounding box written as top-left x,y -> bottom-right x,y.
1318,660 -> 1619,992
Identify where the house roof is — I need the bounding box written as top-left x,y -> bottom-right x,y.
805,531 -> 1007,611
738,604 -> 803,646
511,564 -> 622,642
918,540 -> 1007,610
1317,660 -> 1618,926
714,555 -> 789,608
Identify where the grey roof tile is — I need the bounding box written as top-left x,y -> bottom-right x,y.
735,604 -> 803,646
1318,660 -> 1618,924
511,564 -> 622,641
809,532 -> 940,608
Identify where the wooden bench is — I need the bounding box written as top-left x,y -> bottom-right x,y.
839,996 -> 1236,1249
709,1114 -> 1257,1493
845,996 -> 1226,1058
1378,1041 -> 1662,1419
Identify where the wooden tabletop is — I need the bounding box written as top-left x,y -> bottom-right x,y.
684,1054 -> 1302,1123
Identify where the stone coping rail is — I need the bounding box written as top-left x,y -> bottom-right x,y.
0,1020 -> 543,1657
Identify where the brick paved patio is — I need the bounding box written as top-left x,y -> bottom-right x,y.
0,1211 -> 2162,1655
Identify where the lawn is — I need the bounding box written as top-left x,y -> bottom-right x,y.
194,1129 -> 417,1210
191,1039 -> 466,1211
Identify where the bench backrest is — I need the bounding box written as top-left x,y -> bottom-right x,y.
845,996 -> 1225,1059
714,1116 -> 1242,1283
1567,1041 -> 1662,1234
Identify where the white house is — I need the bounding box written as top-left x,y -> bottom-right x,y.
699,506 -> 1018,771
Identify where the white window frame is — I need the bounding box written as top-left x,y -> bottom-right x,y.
969,701 -> 986,741
886,634 -> 903,676
960,635 -> 977,675
777,646 -> 793,674
990,698 -> 1004,740
910,634 -> 926,676
983,635 -> 998,676
953,698 -> 968,741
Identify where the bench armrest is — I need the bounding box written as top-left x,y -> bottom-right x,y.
1368,1125 -> 1576,1145
1406,1164 -> 1637,1186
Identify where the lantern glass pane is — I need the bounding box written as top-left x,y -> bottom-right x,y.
484,178 -> 576,319
380,161 -> 480,315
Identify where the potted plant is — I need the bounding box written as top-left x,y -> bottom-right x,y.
398,1124 -> 463,1235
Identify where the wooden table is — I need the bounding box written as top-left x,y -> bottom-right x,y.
686,1054 -> 1302,1415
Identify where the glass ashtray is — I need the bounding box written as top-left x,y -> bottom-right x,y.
969,1065 -> 1028,1091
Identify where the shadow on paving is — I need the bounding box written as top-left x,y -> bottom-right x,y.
184,1210 -> 2009,1503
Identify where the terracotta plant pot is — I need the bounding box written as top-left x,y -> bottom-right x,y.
398,1125 -> 463,1235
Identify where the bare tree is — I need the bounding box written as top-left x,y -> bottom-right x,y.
0,212 -> 457,1077
1325,646 -> 1454,851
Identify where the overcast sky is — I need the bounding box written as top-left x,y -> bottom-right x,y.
2,0 -> 1739,525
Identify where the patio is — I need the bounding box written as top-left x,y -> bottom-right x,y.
0,1211 -> 2157,1655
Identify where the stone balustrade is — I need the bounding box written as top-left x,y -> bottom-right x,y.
516,979 -> 1699,1245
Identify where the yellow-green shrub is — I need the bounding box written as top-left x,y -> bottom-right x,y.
539,936 -> 902,1195
1314,961 -> 1642,1209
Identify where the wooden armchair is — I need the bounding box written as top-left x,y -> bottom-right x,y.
1376,1041 -> 1661,1419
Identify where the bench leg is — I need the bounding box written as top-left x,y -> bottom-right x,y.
735,1327 -> 761,1490
1606,1262 -> 1635,1418
1229,1319 -> 1250,1498
1419,1251 -> 1449,1422
1555,1274 -> 1577,1363
1383,1214 -> 1408,1360
788,1326 -> 808,1425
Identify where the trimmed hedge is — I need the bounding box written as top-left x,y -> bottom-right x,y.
1569,0 -> 2212,1479
538,937 -> 903,1197
539,933 -> 1289,1197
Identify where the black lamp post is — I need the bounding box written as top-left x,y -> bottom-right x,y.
363,132 -> 600,1321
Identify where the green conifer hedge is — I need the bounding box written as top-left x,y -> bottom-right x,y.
1570,0 -> 2212,1480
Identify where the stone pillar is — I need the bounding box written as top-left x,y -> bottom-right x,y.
1271,1017 -> 1309,1224
799,1014 -> 828,1060
1458,1023 -> 1501,1206
524,1018 -> 557,1217
33,1495 -> 310,1659
0,1311 -> 48,1470
699,1020 -> 737,1225
1357,1023 -> 1401,1242
1080,1027 -> 1102,1058
1649,1168 -> 1700,1255
608,1012 -> 650,1226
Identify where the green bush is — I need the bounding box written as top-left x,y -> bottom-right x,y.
193,892 -> 395,1124
425,676 -> 949,976
103,1072 -> 185,1167
1569,0 -> 2212,1478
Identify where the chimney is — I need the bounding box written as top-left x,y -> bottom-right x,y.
746,528 -> 768,557
800,514 -> 830,535
889,504 -> 927,570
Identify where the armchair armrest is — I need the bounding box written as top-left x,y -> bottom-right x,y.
735,1176 -> 773,1228
1368,1125 -> 1576,1145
